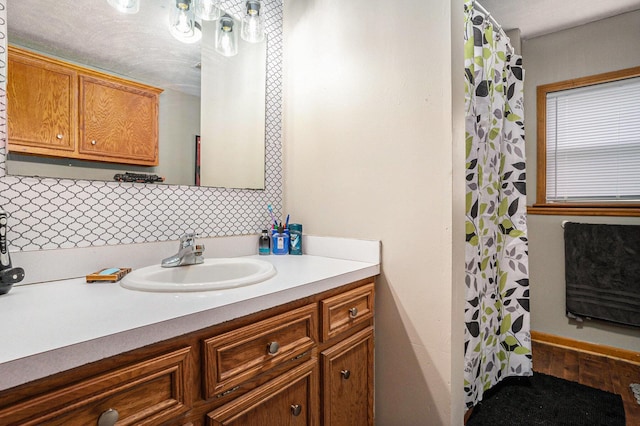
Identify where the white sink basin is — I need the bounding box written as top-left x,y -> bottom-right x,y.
121,258 -> 277,292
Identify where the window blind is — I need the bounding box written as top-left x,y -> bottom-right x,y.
546,76 -> 640,202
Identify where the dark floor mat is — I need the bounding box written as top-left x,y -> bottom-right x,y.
467,372 -> 625,426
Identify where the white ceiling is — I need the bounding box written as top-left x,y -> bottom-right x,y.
8,0 -> 640,96
8,0 -> 205,97
479,0 -> 640,39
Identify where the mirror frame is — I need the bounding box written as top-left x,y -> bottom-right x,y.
7,2 -> 267,189
0,0 -> 284,252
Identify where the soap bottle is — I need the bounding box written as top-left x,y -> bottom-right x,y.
258,230 -> 271,255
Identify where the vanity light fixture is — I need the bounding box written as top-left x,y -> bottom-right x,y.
215,14 -> 239,57
169,0 -> 203,44
241,0 -> 265,43
195,0 -> 222,21
107,0 -> 140,14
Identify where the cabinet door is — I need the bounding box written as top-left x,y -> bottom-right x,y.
322,327 -> 374,426
8,49 -> 77,154
207,360 -> 319,426
79,75 -> 159,165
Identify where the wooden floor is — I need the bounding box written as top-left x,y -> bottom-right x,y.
532,336 -> 640,425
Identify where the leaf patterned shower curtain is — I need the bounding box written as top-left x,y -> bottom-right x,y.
463,0 -> 532,408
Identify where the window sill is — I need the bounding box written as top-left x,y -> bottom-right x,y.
528,204 -> 640,217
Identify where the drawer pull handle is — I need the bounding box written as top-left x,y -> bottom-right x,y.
91,140 -> 97,145
292,351 -> 308,361
291,404 -> 302,416
216,385 -> 240,398
349,307 -> 358,318
341,369 -> 351,379
267,341 -> 280,355
56,134 -> 63,140
97,408 -> 119,426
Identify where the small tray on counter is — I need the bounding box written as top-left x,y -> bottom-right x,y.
86,268 -> 132,283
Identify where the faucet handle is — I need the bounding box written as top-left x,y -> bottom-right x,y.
179,232 -> 199,247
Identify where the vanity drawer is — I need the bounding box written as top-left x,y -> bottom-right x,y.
204,304 -> 317,399
0,346 -> 192,426
321,282 -> 374,341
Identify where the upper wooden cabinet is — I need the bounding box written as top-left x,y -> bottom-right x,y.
79,75 -> 160,164
7,49 -> 77,154
7,45 -> 162,166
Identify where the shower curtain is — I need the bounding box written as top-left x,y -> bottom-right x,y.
463,0 -> 532,408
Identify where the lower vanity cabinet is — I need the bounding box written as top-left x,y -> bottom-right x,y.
321,328 -> 374,426
207,359 -> 319,426
320,283 -> 375,426
0,278 -> 375,426
0,347 -> 193,426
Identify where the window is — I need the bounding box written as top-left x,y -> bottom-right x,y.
533,66 -> 640,216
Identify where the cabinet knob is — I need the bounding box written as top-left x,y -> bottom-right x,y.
56,134 -> 63,140
290,404 -> 302,416
97,408 -> 119,426
349,307 -> 358,318
91,140 -> 97,145
341,369 -> 351,379
267,341 -> 280,355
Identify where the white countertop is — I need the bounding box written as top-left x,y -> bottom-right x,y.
0,236 -> 380,391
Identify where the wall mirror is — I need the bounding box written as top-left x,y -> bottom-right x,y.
6,0 -> 267,189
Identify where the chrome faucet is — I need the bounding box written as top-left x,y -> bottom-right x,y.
161,233 -> 205,267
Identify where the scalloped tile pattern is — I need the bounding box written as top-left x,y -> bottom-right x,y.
0,0 -> 284,251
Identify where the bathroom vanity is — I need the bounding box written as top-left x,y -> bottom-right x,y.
0,237 -> 379,425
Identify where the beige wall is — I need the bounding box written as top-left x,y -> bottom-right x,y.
523,10 -> 640,351
158,89 -> 200,185
283,0 -> 465,424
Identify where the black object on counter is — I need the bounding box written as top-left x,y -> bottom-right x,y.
113,172 -> 165,183
0,209 -> 25,295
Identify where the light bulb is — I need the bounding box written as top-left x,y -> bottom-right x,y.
196,0 -> 221,21
169,0 -> 202,44
107,0 -> 140,14
241,0 -> 265,43
176,10 -> 194,36
215,14 -> 238,57
219,33 -> 234,55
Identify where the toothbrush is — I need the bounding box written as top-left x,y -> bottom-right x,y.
285,214 -> 290,229
267,204 -> 278,227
